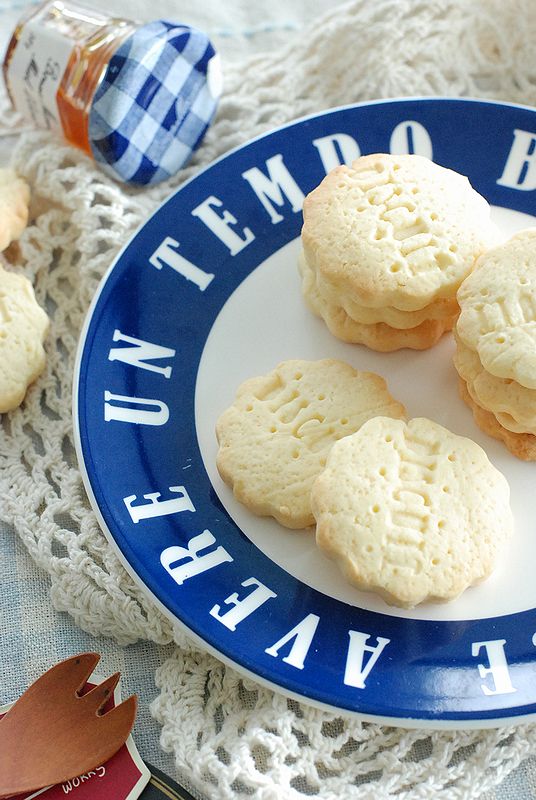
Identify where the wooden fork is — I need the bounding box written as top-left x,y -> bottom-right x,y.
0,652 -> 137,798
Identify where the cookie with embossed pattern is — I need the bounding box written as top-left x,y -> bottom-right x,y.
216,359 -> 406,528
311,416 -> 513,607
301,153 -> 498,314
0,168 -> 30,251
457,228 -> 536,389
0,265 -> 49,412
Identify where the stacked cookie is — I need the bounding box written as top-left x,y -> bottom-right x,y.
454,229 -> 536,461
299,153 -> 498,351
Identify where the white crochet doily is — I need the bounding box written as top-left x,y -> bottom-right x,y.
2,1 -> 536,797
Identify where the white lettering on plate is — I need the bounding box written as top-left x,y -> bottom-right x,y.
191,196 -> 255,255
149,236 -> 214,290
124,485 -> 195,524
265,613 -> 320,670
312,133 -> 361,173
104,390 -> 169,426
390,120 -> 433,159
344,630 -> 390,689
210,577 -> 276,631
471,639 -> 517,696
242,153 -> 305,223
161,529 -> 233,585
497,129 -> 536,190
108,329 -> 176,378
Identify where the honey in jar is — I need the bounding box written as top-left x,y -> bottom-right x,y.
2,1 -> 221,184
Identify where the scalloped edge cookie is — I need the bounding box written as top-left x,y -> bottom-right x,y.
216,359 -> 406,528
311,415 -> 513,607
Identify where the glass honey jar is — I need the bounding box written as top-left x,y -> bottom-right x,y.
2,1 -> 221,185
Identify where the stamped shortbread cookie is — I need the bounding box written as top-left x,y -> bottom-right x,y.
459,378 -> 536,461
216,359 -> 406,528
311,416 -> 513,607
301,153 -> 497,313
457,229 -> 536,388
0,265 -> 49,412
0,168 -> 30,251
454,334 -> 536,434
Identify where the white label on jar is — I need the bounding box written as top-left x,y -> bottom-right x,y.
6,7 -> 75,131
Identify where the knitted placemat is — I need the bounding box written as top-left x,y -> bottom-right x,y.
2,1 -> 536,797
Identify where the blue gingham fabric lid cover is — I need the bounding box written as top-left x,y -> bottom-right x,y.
88,20 -> 221,185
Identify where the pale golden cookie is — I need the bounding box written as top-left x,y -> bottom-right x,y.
311,416 -> 513,607
457,228 -> 536,388
459,378 -> 536,461
454,333 -> 536,434
0,265 -> 49,412
299,250 -> 459,329
0,168 -> 30,251
301,153 -> 497,313
216,359 -> 406,528
302,256 -> 456,351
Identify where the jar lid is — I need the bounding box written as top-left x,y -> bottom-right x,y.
88,20 -> 221,185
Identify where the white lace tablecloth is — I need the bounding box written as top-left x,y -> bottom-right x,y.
1,1 -> 536,798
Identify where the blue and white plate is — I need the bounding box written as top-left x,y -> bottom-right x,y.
74,98 -> 536,728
